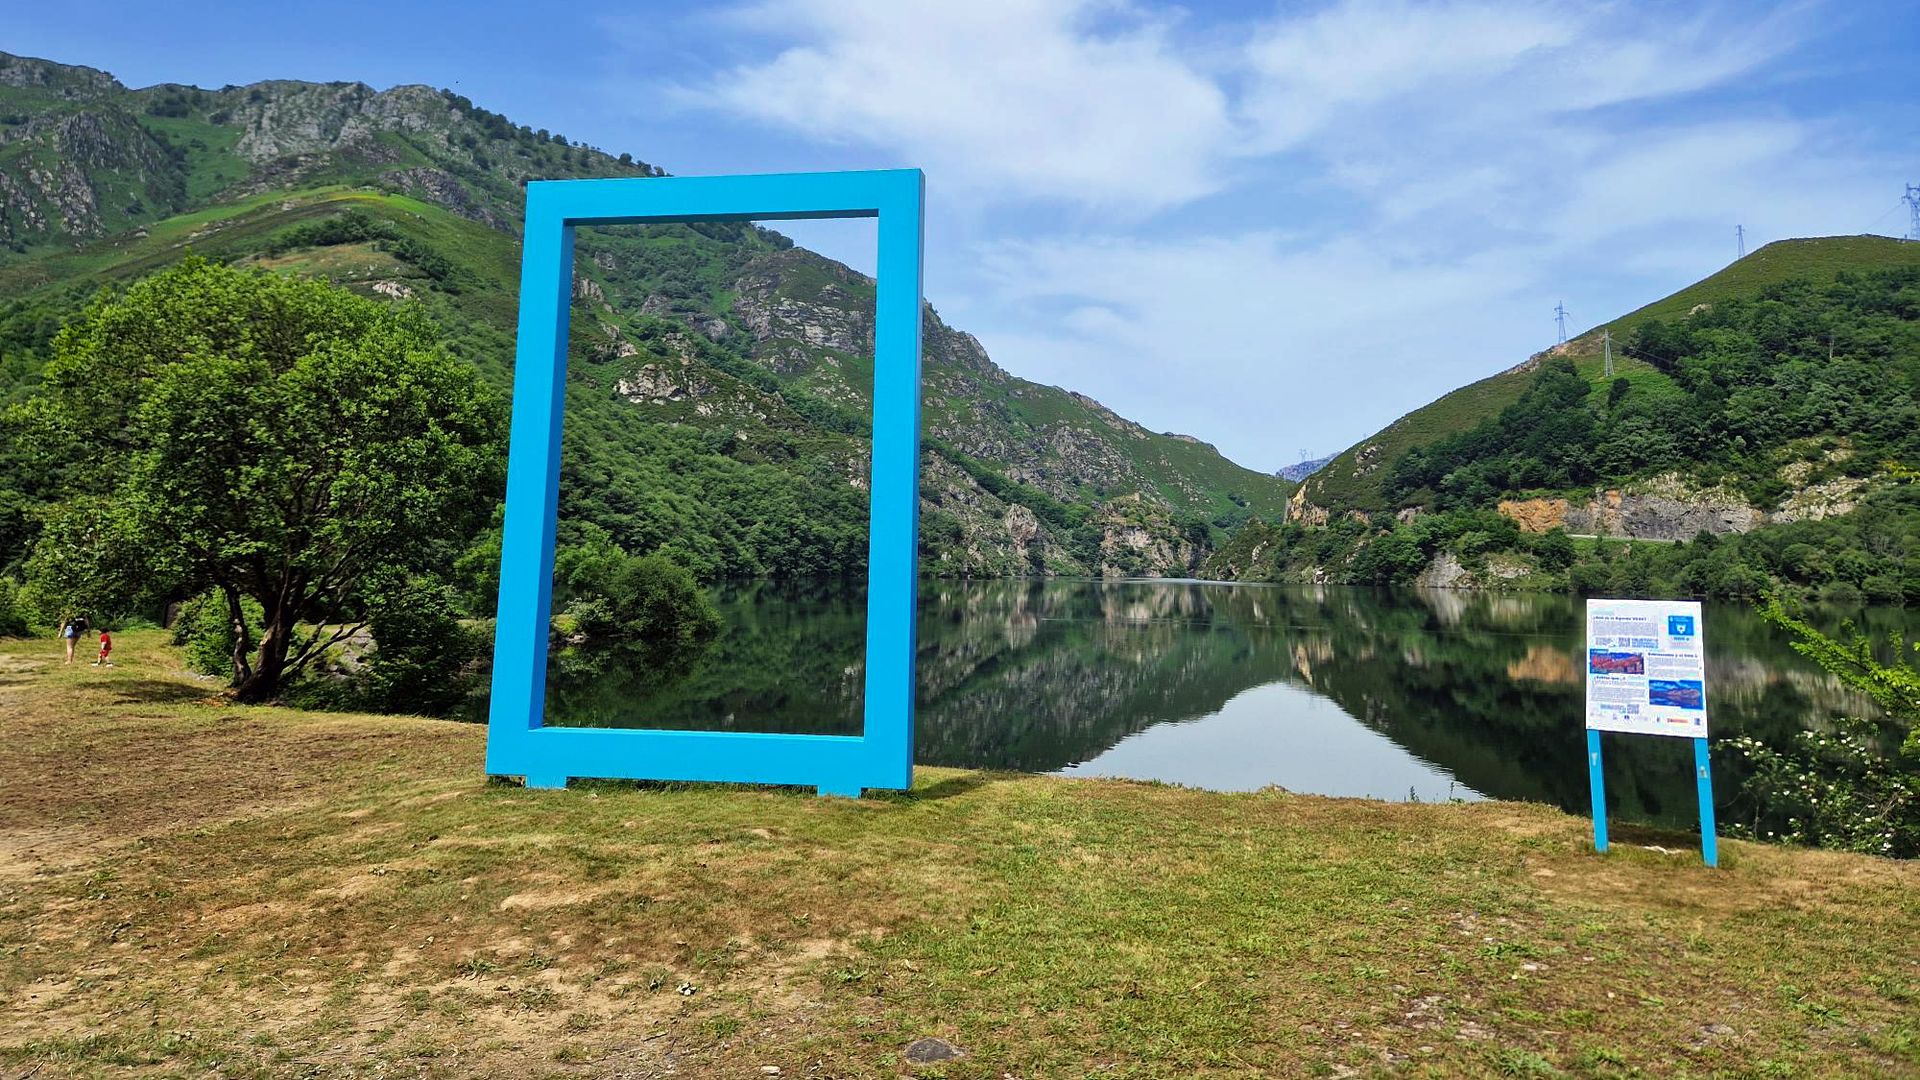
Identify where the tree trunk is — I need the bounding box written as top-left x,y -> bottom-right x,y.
233,612 -> 293,703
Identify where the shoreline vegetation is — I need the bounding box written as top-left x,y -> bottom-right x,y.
3,630 -> 1917,1077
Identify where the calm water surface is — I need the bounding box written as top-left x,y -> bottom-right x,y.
544,579 -> 1912,827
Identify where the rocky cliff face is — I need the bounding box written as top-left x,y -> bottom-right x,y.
0,94 -> 188,247
1496,468 -> 1871,541
1,56 -> 661,253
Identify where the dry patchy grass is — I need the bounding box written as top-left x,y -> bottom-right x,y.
1,631 -> 1915,1078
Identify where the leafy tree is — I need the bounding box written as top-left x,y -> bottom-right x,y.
550,530 -> 721,681
16,257 -> 504,700
1529,528 -> 1576,571
20,494 -> 156,632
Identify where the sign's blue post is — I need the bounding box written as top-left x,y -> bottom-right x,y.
1694,736 -> 1718,867
1587,728 -> 1607,853
1584,599 -> 1717,867
1586,732 -> 1718,867
483,169 -> 925,798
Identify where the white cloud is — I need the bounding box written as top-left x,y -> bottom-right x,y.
681,0 -> 1233,213
1236,0 -> 1800,156
963,229 -> 1551,464
1238,0 -> 1573,153
659,0 -> 1889,468
959,116 -> 1892,465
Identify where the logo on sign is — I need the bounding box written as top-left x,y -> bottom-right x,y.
1668,615 -> 1695,638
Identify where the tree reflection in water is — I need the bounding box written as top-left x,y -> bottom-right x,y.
544,579 -> 1909,828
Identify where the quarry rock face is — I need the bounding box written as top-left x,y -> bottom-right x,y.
1496,470 -> 1874,541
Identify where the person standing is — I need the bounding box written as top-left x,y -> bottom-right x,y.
93,627 -> 113,667
61,614 -> 88,664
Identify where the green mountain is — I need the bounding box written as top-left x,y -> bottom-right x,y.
1211,235 -> 1920,599
1293,235 -> 1920,520
0,51 -> 1289,580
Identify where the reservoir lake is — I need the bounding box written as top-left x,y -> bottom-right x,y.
542,579 -> 1911,828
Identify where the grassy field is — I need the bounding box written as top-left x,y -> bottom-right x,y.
2,631 -> 1916,1078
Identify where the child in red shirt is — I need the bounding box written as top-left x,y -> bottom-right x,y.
93,629 -> 112,667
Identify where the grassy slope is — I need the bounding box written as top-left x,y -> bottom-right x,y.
3,631 -> 1915,1079
993,382 -> 1294,518
1303,236 -> 1920,514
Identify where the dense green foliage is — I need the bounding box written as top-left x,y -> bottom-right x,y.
1725,597 -> 1920,856
14,258 -> 505,699
1389,267 -> 1919,510
1386,357 -> 1598,509
170,589 -> 265,678
550,528 -> 722,683
0,576 -> 28,637
350,575 -> 487,717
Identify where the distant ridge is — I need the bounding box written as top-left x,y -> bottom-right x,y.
1278,455 -> 1332,482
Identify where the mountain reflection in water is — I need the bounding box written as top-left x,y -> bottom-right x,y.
544,579 -> 1909,828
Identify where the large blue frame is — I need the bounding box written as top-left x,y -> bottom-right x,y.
485,169 -> 925,797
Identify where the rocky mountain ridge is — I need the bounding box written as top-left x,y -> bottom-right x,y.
1277,455 -> 1332,482
0,50 -> 1290,578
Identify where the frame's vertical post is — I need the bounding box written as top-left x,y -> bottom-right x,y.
1587,728 -> 1608,853
486,188 -> 575,777
856,169 -> 925,796
1694,736 -> 1718,868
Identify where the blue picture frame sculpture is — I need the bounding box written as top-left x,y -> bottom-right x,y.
485,169 -> 925,797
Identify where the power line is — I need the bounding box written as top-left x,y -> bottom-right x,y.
1863,199 -> 1905,234
1554,301 -> 1570,345
1736,224 -> 1746,259
1906,183 -> 1920,241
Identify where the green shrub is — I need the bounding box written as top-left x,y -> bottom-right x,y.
0,577 -> 29,636
355,576 -> 483,717
172,590 -> 264,680
1726,596 -> 1920,857
550,534 -> 719,681
1728,718 -> 1918,857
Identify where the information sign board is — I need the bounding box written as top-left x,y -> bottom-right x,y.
1585,599 -> 1707,738
1583,598 -> 1718,867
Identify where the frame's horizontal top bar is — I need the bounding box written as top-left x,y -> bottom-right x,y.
527,168 -> 922,226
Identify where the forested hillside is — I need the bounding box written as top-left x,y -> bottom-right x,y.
1210,238 -> 1920,600
1292,236 -> 1920,518
0,50 -> 1288,588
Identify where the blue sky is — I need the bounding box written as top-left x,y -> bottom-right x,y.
9,1 -> 1918,471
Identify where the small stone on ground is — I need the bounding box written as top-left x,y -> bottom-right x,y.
905,1037 -> 963,1064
